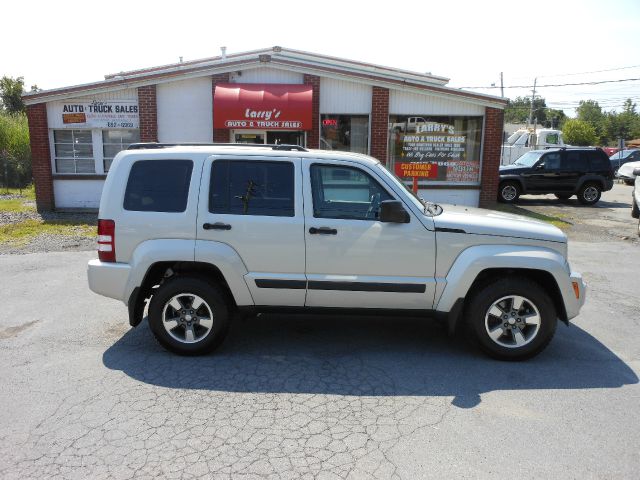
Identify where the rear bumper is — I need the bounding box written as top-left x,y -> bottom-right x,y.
87,259 -> 131,304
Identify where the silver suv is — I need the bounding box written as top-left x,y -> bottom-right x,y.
88,143 -> 586,360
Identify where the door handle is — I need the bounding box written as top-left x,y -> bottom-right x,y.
203,222 -> 231,230
309,227 -> 337,235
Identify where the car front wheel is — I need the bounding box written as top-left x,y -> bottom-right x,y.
148,276 -> 231,355
466,277 -> 557,360
498,181 -> 521,203
577,183 -> 601,205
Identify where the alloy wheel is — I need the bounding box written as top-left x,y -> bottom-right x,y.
484,295 -> 541,349
162,293 -> 214,344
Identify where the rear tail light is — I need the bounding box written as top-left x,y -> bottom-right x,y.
97,219 -> 116,262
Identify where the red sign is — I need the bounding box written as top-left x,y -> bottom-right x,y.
322,119 -> 338,126
394,162 -> 439,178
214,83 -> 313,130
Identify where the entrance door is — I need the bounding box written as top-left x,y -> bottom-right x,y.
234,132 -> 265,144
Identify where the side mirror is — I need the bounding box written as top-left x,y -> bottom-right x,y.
379,200 -> 410,223
534,163 -> 545,170
633,168 -> 640,176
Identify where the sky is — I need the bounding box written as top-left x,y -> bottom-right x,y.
2,0 -> 639,117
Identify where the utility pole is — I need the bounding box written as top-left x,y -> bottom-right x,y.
500,72 -> 504,98
528,77 -> 537,131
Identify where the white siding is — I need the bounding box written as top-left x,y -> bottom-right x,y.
230,67 -> 303,84
54,179 -> 104,209
320,78 -> 372,114
418,188 -> 480,207
157,77 -> 213,142
389,90 -> 485,116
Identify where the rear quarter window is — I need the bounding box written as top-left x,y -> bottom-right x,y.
587,151 -> 611,171
124,159 -> 193,212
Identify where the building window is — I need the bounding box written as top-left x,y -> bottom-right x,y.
209,160 -> 295,217
388,116 -> 483,183
320,115 -> 369,154
53,130 -> 94,174
103,129 -> 140,172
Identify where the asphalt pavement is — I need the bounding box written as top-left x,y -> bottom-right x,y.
0,190 -> 638,479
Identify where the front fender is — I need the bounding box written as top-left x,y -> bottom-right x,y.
435,244 -> 574,314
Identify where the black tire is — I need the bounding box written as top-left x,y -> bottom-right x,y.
577,183 -> 601,205
632,197 -> 639,219
465,277 -> 557,361
555,193 -> 572,201
624,179 -> 635,186
498,181 -> 521,203
148,276 -> 231,356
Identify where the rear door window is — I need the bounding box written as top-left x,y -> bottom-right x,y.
209,160 -> 294,217
564,151 -> 582,170
124,159 -> 193,212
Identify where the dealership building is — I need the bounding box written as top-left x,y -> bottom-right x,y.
23,47 -> 506,211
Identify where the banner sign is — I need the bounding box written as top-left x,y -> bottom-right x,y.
55,100 -> 139,129
214,83 -> 312,130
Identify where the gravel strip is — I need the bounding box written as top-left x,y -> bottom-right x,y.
0,196 -> 97,255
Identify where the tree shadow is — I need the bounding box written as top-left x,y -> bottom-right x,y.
103,314 -> 637,409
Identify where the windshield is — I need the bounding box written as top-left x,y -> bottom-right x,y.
376,163 -> 434,213
514,151 -> 544,166
506,131 -> 523,145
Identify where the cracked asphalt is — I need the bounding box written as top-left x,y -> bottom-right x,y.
0,187 -> 639,479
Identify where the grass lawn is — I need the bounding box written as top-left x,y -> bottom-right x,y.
0,186 -> 96,246
493,203 -> 571,229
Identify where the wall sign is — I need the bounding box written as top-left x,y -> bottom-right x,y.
214,83 -> 312,130
53,100 -> 139,129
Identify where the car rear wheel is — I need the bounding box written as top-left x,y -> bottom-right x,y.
498,181 -> 521,203
577,183 -> 601,205
148,276 -> 231,355
466,277 -> 557,360
555,193 -> 572,201
624,179 -> 635,186
632,197 -> 639,219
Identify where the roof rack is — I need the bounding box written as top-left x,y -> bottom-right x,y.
127,142 -> 308,152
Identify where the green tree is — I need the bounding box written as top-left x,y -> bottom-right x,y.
0,111 -> 31,189
604,98 -> 640,145
0,76 -> 26,114
504,96 -> 547,125
576,100 -> 606,143
563,119 -> 597,146
545,108 -> 567,129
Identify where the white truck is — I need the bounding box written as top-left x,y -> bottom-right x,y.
501,129 -> 566,165
87,143 -> 586,360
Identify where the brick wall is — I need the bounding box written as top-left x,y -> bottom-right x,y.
212,73 -> 230,142
303,74 -> 320,148
479,107 -> 504,208
371,87 -> 390,164
26,103 -> 55,212
138,85 -> 158,142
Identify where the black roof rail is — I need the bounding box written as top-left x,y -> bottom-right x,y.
127,142 -> 308,152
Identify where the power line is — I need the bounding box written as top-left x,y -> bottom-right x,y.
537,64 -> 640,78
459,77 -> 640,89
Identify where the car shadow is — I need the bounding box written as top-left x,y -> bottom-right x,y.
517,197 -> 630,209
102,314 -> 638,409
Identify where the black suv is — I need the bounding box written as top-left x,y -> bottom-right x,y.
498,148 -> 614,205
